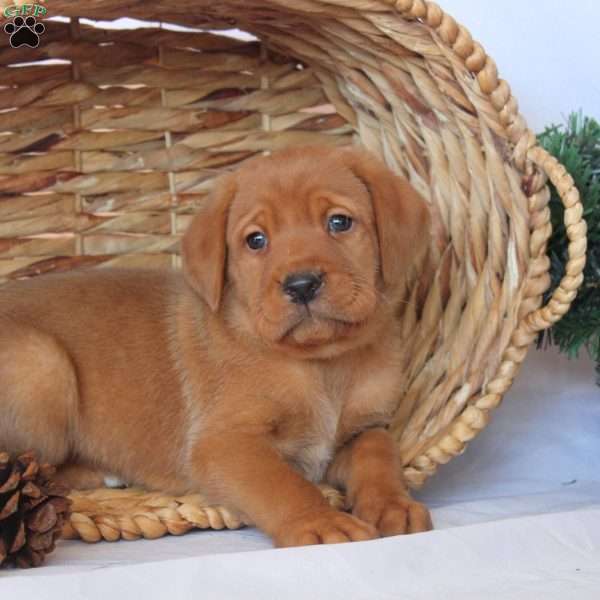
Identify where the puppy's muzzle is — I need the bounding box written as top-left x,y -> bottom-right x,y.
282,272 -> 323,305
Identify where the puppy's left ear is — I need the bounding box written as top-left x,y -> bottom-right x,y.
343,148 -> 430,288
181,173 -> 237,312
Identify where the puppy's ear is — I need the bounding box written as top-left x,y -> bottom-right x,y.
343,148 -> 430,288
181,174 -> 237,312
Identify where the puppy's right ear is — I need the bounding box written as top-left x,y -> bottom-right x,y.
181,174 -> 237,312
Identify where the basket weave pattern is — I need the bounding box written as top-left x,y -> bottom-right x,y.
0,0 -> 586,542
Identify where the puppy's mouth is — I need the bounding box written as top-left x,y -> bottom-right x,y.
280,308 -> 367,347
253,272 -> 378,351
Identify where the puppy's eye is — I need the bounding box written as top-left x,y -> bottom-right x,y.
246,231 -> 268,251
327,214 -> 353,233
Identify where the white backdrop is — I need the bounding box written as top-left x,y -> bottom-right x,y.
4,2 -> 600,597
437,0 -> 600,130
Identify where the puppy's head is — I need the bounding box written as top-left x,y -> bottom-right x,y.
182,146 -> 430,358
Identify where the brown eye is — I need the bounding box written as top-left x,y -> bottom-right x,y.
246,231 -> 268,251
327,214 -> 353,233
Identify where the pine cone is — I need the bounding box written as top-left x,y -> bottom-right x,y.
0,451 -> 71,568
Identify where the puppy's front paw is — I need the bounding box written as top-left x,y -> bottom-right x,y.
353,489 -> 432,536
273,509 -> 378,547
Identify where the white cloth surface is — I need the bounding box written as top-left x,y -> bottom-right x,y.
2,349 -> 600,598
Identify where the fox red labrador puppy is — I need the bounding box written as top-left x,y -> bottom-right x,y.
0,146 -> 432,546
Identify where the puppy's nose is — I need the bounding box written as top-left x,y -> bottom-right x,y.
282,272 -> 323,304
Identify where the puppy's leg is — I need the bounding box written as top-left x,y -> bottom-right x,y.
326,428 -> 432,536
191,433 -> 378,547
0,321 -> 78,465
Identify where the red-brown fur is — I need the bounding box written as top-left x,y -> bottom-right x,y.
0,146 -> 432,546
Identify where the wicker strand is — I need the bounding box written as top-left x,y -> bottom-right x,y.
69,18 -> 84,257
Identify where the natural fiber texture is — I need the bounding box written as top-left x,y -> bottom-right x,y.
0,0 -> 587,507
63,485 -> 344,543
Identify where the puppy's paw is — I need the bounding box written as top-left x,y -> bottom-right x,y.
352,489 -> 432,536
273,509 -> 378,547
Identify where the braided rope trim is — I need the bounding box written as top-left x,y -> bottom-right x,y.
384,0 -> 587,486
62,485 -> 345,543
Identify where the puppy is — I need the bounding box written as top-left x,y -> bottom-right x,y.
0,146 -> 432,547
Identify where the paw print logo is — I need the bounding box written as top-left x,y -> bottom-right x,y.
4,16 -> 45,48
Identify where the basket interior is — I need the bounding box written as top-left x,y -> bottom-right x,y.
0,1 -> 545,486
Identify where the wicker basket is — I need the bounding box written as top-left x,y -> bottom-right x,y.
0,0 -> 587,543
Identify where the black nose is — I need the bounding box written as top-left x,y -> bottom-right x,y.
282,272 -> 323,304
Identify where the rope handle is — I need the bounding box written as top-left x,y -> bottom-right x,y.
524,146 -> 588,333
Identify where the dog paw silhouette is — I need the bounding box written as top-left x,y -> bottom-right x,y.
5,16 -> 45,48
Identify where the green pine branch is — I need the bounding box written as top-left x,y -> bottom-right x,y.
536,112 -> 600,383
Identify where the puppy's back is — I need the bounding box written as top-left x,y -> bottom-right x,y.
0,268 -> 180,336
0,269 -> 188,401
0,269 -> 193,485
